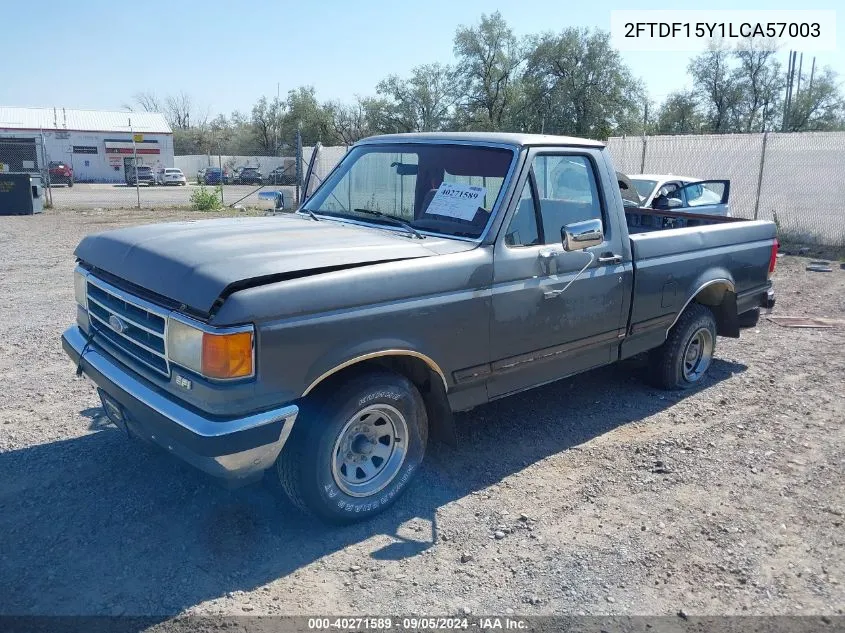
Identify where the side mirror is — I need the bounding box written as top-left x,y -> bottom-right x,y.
561,218 -> 604,252
667,197 -> 683,209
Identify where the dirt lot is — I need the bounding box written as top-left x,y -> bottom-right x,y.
0,208 -> 843,619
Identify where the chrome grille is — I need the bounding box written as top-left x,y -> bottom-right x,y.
85,276 -> 170,377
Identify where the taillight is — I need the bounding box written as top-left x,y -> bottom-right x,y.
768,239 -> 779,277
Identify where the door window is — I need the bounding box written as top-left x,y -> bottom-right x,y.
504,178 -> 540,247
532,155 -> 603,244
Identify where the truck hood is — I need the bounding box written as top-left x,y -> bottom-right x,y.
75,215 -> 456,314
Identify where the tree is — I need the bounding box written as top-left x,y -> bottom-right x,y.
278,86 -> 334,146
129,91 -> 163,113
688,46 -> 743,133
784,66 -> 845,131
654,91 -> 704,134
165,92 -> 195,130
376,63 -> 459,132
453,12 -> 523,130
251,96 -> 284,154
521,28 -> 646,138
733,42 -> 784,132
325,99 -> 368,145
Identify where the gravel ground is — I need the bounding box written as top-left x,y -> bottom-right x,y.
0,208 -> 843,620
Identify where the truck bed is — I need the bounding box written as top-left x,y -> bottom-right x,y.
621,218 -> 777,359
625,207 -> 745,234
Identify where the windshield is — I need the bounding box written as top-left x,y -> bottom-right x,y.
302,143 -> 515,239
631,179 -> 657,199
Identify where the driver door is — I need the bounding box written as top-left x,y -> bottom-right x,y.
676,179 -> 731,216
488,150 -> 631,399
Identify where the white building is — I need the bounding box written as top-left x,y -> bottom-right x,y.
0,107 -> 173,183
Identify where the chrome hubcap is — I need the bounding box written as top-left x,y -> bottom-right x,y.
331,404 -> 408,497
682,327 -> 714,382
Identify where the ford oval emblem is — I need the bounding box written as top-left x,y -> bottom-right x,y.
108,314 -> 127,334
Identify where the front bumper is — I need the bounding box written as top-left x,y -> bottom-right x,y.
62,325 -> 298,485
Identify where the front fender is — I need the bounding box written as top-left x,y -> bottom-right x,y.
301,341 -> 448,397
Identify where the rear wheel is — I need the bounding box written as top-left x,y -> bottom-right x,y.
649,303 -> 717,390
276,370 -> 428,523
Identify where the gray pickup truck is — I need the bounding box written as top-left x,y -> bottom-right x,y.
63,133 -> 778,522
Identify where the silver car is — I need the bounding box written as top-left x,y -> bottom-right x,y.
156,168 -> 187,186
629,174 -> 731,216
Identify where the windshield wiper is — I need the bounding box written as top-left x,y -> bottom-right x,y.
353,208 -> 424,239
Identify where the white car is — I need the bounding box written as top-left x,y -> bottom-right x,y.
156,168 -> 187,186
628,174 -> 731,216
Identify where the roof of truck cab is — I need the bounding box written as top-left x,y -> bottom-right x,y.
357,132 -> 605,148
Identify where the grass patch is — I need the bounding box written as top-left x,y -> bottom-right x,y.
190,184 -> 222,211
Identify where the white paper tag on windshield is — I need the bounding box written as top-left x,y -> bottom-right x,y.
425,183 -> 486,221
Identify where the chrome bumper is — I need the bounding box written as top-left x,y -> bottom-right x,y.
62,325 -> 298,484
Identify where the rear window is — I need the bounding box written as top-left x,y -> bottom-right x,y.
165,169 -> 181,174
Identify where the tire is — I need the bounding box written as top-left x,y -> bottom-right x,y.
649,303 -> 717,390
738,308 -> 760,328
67,180 -> 73,188
276,370 -> 428,523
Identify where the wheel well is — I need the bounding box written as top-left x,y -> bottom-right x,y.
303,355 -> 456,445
693,281 -> 731,307
689,281 -> 739,338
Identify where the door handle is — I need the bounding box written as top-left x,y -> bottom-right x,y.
538,249 -> 562,274
598,254 -> 623,265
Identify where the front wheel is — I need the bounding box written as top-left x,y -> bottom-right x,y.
649,303 -> 717,390
276,370 -> 428,523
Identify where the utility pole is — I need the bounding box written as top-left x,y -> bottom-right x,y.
295,125 -> 302,206
808,57 -> 816,96
782,51 -> 794,132
130,117 -> 140,209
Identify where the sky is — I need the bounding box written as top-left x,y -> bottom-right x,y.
2,0 -> 842,119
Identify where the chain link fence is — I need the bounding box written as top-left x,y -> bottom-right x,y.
11,126 -> 842,247
607,131 -> 845,246
0,131 -> 348,213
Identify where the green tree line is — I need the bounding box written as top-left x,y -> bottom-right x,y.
127,12 -> 845,155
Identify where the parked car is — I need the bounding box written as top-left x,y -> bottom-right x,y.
628,174 -> 731,216
156,168 -> 187,186
266,165 -> 296,185
48,161 -> 73,187
202,167 -> 224,185
237,167 -> 263,185
124,165 -> 155,186
64,132 -> 777,523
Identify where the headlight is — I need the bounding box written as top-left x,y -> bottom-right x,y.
74,269 -> 88,308
167,316 -> 254,380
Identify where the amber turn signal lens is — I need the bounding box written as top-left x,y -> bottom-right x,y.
201,331 -> 254,379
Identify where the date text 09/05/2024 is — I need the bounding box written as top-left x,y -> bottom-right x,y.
307,617 -> 529,630
624,22 -> 821,39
